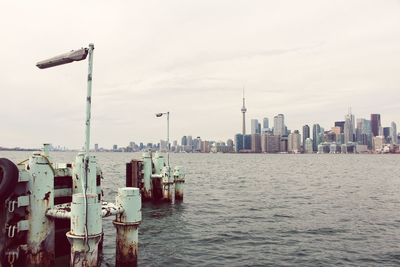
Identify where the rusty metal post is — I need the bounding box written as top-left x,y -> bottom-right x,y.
126,160 -> 142,188
72,153 -> 97,195
66,193 -> 102,267
142,152 -> 152,200
153,152 -> 165,175
174,166 -> 185,201
25,154 -> 55,266
113,187 -> 141,267
161,166 -> 172,202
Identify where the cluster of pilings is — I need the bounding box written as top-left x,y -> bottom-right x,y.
126,151 -> 185,203
0,146 -> 141,267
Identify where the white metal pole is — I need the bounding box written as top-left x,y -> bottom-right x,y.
85,43 -> 94,159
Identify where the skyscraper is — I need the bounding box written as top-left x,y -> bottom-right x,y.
288,130 -> 301,153
312,124 -> 321,152
390,121 -> 397,145
234,133 -> 243,152
371,114 -> 381,137
251,119 -> 259,134
251,134 -> 261,153
334,121 -> 345,133
344,109 -> 355,143
241,89 -> 247,135
302,125 -> 310,147
273,114 -> 285,136
263,117 -> 269,129
181,136 -> 187,146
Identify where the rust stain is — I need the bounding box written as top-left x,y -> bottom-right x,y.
43,191 -> 51,201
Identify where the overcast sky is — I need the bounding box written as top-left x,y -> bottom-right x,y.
1,0 -> 400,149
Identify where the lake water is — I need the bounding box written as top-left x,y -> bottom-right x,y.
1,151 -> 400,266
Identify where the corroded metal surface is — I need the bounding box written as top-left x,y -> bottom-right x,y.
25,155 -> 55,267
114,223 -> 138,267
113,188 -> 141,267
66,233 -> 102,267
67,193 -> 102,267
162,166 -> 173,202
142,152 -> 152,200
174,166 -> 185,201
47,201 -> 123,220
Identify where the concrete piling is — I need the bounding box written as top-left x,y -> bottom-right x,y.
113,187 -> 141,267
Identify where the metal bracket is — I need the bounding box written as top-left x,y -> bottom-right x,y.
18,170 -> 30,182
7,196 -> 29,212
6,220 -> 29,238
5,248 -> 19,266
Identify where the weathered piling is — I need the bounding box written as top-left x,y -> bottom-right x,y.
72,153 -> 97,195
142,152 -> 152,200
161,166 -> 173,202
66,193 -> 102,267
152,152 -> 165,174
26,154 -> 55,266
126,160 -> 143,188
173,166 -> 185,201
113,187 -> 141,267
151,174 -> 163,201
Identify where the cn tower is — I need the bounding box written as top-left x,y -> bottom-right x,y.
241,88 -> 247,135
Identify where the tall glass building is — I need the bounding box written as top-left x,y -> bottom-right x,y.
234,133 -> 243,152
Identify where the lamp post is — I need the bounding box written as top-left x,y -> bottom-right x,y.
155,112 -> 170,166
36,44 -> 102,266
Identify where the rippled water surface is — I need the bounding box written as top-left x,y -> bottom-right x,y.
2,151 -> 400,266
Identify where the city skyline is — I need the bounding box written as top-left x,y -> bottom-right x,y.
1,1 -> 400,149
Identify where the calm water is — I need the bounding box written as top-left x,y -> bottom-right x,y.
2,151 -> 400,266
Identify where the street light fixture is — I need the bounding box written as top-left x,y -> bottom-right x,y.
36,44 -> 96,262
155,112 -> 170,166
36,44 -> 94,160
36,48 -> 89,69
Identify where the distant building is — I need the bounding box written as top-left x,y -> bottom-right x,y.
273,114 -> 285,136
234,133 -> 244,152
251,119 -> 259,134
112,144 -> 118,151
334,121 -> 345,133
279,136 -> 288,152
390,122 -> 397,145
371,114 -> 381,137
302,125 -> 310,148
372,136 -> 384,152
187,136 -> 193,151
288,130 -> 301,153
160,140 -> 168,152
312,124 -> 321,152
344,109 -> 355,143
251,134 -> 261,153
383,127 -> 391,143
94,143 -> 99,151
226,139 -> 234,152
201,141 -> 211,153
243,134 -> 252,150
304,138 -> 313,153
266,135 -> 280,153
181,136 -> 187,146
261,133 -> 268,153
263,117 -> 269,129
